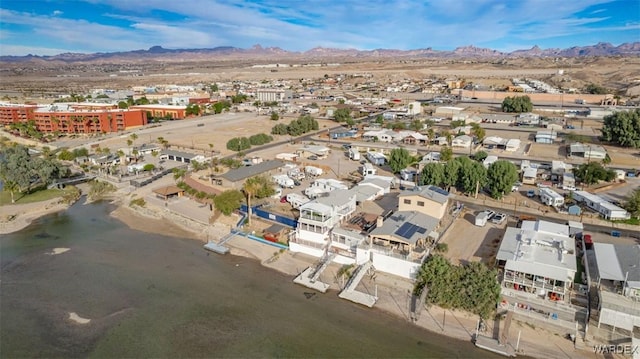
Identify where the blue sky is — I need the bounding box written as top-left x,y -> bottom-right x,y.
1,0 -> 638,56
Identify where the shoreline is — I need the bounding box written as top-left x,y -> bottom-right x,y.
0,198 -> 71,235
2,191 -> 594,359
107,200 -> 592,359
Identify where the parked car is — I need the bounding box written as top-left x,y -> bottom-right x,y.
562,185 -> 576,191
492,213 -> 506,224
527,190 -> 536,198
483,210 -> 496,220
308,155 -> 318,161
511,182 -> 522,192
280,196 -> 288,203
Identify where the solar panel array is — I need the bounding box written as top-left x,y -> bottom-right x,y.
428,186 -> 450,197
394,222 -> 427,240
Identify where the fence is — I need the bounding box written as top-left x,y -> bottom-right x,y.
240,204 -> 298,228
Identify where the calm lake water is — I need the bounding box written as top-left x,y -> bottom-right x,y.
0,199 -> 499,358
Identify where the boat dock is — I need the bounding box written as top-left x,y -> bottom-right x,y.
293,252 -> 334,293
203,231 -> 238,255
475,311 -> 517,357
338,262 -> 378,308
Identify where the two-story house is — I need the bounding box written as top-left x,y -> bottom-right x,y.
356,186 -> 452,279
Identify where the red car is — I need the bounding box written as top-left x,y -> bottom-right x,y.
280,196 -> 288,203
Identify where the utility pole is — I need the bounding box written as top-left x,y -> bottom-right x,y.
474,180 -> 480,199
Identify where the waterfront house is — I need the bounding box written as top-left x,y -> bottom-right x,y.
590,243 -> 640,334
496,220 -> 577,303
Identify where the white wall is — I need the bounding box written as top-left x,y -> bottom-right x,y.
289,242 -> 324,258
599,308 -> 640,332
297,229 -> 328,243
371,252 -> 420,280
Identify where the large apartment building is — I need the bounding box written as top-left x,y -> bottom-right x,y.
0,103 -> 147,133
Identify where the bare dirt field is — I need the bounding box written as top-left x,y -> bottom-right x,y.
439,209 -> 508,266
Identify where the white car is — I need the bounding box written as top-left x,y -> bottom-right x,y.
491,213 -> 506,224
483,210 -> 496,220
562,185 -> 576,191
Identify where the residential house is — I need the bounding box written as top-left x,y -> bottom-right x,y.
572,191 -> 630,220
398,186 -> 451,220
304,178 -> 348,198
568,143 -> 607,160
535,130 -> 557,144
297,145 -> 330,159
329,128 -> 358,140
516,113 -> 541,126
451,135 -> 473,148
591,243 -> 640,334
496,220 -> 577,303
289,190 -> 357,263
159,149 -> 207,164
213,159 -> 285,189
522,167 -> 538,185
358,211 -> 439,279
366,151 -> 387,166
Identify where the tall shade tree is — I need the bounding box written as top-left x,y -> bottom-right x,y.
486,160 -> 519,199
442,160 -> 461,191
419,163 -> 445,187
213,190 -> 244,215
388,148 -> 414,173
454,156 -> 487,195
600,109 -> 640,148
573,162 -> 615,185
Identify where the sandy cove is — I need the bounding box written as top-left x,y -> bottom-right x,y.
0,198 -> 71,235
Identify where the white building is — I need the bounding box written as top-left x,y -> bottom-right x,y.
304,178 -> 348,199
539,187 -> 565,207
366,151 -> 387,165
256,88 -> 292,103
451,135 -> 473,148
289,190 -> 357,263
591,243 -> 640,335
496,220 -> 577,303
572,191 -> 630,220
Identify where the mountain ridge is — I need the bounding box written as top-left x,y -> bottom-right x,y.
2,42 -> 639,63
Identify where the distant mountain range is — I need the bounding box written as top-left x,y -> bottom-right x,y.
2,42 -> 639,63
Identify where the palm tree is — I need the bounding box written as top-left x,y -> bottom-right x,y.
130,133 -> 138,146
208,143 -> 214,157
172,168 -> 186,183
242,176 -> 262,227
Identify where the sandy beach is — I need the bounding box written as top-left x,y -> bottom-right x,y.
0,198 -> 71,235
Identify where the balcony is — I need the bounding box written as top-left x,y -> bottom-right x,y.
290,237 -> 328,250
503,272 -> 567,296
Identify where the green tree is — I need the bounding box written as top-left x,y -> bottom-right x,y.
442,160 -> 461,191
414,254 -> 500,319
419,163 -> 445,187
226,137 -> 251,151
242,176 -> 267,226
185,103 -> 201,116
454,156 -> 487,195
440,147 -> 453,162
501,95 -> 533,113
472,151 -> 488,162
143,164 -> 155,171
375,115 -> 384,125
624,188 -> 640,218
600,109 -> 640,148
573,162 -> 615,185
486,160 -> 519,199
172,168 -> 187,183
271,123 -> 289,135
409,119 -> 423,132
117,101 -> 129,109
471,123 -> 486,142
333,108 -> 352,123
585,83 -> 608,94
213,189 -> 244,215
1,145 -> 62,198
270,111 -> 280,121
249,133 -> 273,146
388,148 -> 413,173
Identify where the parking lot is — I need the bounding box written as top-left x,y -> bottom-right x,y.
438,208 -> 510,267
